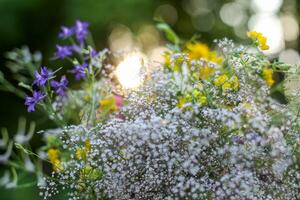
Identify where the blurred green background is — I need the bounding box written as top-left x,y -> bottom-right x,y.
0,0 -> 299,199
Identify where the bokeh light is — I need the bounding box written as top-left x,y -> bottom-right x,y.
281,14 -> 299,42
115,52 -> 146,89
252,0 -> 283,13
220,2 -> 246,27
279,49 -> 300,65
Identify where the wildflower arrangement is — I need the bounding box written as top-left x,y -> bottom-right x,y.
1,21 -> 300,200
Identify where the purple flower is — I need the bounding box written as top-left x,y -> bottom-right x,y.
70,45 -> 82,54
58,26 -> 74,38
70,63 -> 88,80
84,48 -> 97,61
33,66 -> 52,87
74,20 -> 89,44
51,75 -> 68,96
55,45 -> 73,59
90,48 -> 97,57
25,91 -> 46,112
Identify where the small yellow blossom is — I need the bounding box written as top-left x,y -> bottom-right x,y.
262,68 -> 275,87
247,31 -> 270,50
198,95 -> 207,105
222,82 -> 233,91
48,148 -> 63,172
208,51 -> 224,65
186,42 -> 223,65
214,74 -> 228,86
186,42 -> 210,60
99,97 -> 117,112
178,90 -> 207,108
214,74 -> 240,91
76,140 -> 91,160
177,94 -> 193,108
231,75 -> 240,89
199,66 -> 215,80
192,90 -> 207,105
177,96 -> 187,108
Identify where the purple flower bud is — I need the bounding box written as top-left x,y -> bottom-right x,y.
55,45 -> 73,59
25,90 -> 46,112
51,75 -> 68,96
74,20 -> 89,44
70,63 -> 88,80
58,26 -> 74,38
33,66 -> 52,87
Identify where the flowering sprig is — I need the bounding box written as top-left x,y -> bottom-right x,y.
51,75 -> 68,96
24,90 -> 46,112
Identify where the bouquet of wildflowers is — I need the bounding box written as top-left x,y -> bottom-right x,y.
1,20 -> 300,200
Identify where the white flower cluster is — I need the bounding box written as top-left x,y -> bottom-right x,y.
40,61 -> 300,199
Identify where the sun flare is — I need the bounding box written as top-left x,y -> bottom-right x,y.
115,52 -> 145,89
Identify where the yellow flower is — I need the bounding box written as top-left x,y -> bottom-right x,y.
214,74 -> 240,91
231,75 -> 240,90
76,140 -> 91,160
177,94 -> 193,108
192,89 -> 207,105
247,31 -> 270,50
186,42 -> 223,65
48,148 -> 59,161
214,74 -> 228,86
177,96 -> 187,108
99,97 -> 117,112
262,68 -> 275,87
199,65 -> 215,80
222,82 -> 233,91
47,148 -> 63,172
186,42 -> 210,60
52,159 -> 62,172
208,51 -> 224,65
198,95 -> 207,105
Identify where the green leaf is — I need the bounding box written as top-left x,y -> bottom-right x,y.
157,23 -> 180,45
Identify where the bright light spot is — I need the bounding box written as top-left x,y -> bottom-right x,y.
281,15 -> 299,42
252,0 -> 282,13
115,53 -> 145,89
249,14 -> 284,55
279,49 -> 300,65
220,2 -> 246,27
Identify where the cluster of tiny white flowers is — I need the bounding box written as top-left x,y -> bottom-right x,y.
40,53 -> 300,200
